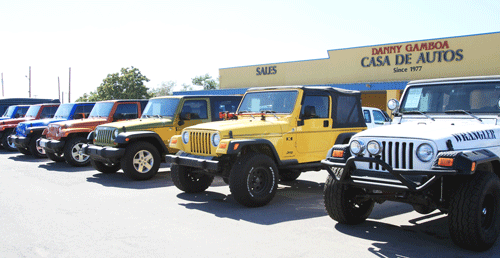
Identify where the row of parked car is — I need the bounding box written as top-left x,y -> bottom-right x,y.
2,75 -> 499,251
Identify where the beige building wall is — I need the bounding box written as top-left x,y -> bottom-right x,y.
219,32 -> 500,89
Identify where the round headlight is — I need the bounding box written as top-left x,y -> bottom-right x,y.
367,140 -> 382,155
182,131 -> 189,144
211,132 -> 220,147
416,143 -> 434,162
350,140 -> 365,155
113,130 -> 119,138
387,99 -> 400,111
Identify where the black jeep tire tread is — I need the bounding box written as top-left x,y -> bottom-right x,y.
28,136 -> 46,158
46,151 -> 65,162
121,141 -> 161,180
324,173 -> 375,224
448,171 -> 500,251
170,164 -> 214,193
279,169 -> 301,182
64,137 -> 90,167
90,159 -> 120,174
229,153 -> 279,207
17,147 -> 31,155
1,131 -> 17,151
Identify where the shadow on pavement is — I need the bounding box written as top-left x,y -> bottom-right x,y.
38,162 -> 96,172
8,154 -> 50,163
176,178 -> 381,225
86,170 -> 173,189
334,210 -> 499,257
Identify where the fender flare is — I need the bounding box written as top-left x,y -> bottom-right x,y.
334,132 -> 357,144
434,149 -> 500,175
226,139 -> 284,166
115,131 -> 169,153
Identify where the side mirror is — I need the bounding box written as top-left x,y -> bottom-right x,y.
177,114 -> 185,126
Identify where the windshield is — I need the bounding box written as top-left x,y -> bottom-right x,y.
2,106 -> 16,118
89,102 -> 114,118
400,82 -> 500,114
238,90 -> 299,114
141,98 -> 180,118
25,106 -> 41,118
53,104 -> 74,118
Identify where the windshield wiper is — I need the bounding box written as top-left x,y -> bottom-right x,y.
402,111 -> 435,121
261,110 -> 278,119
445,110 -> 482,122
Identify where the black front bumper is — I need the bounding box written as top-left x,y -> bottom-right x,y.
8,135 -> 31,149
321,155 -> 457,192
38,138 -> 66,153
165,152 -> 219,172
81,144 -> 126,163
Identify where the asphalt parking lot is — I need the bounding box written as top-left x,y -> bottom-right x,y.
1,148 -> 499,257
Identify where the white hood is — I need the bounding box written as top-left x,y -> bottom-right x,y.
355,119 -> 500,150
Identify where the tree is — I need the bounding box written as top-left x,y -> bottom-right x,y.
181,83 -> 193,91
149,81 -> 176,97
76,67 -> 150,101
192,74 -> 219,90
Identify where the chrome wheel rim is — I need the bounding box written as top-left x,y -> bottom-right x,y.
132,150 -> 154,173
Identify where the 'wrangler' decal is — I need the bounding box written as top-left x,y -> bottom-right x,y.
452,130 -> 496,142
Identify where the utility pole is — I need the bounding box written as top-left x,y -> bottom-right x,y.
58,77 -> 61,101
68,67 -> 71,103
29,66 -> 31,98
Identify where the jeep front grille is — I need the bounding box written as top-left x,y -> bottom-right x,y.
189,131 -> 212,155
370,141 -> 415,170
95,128 -> 114,145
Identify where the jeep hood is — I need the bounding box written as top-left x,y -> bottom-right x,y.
96,117 -> 173,131
186,118 -> 286,136
19,118 -> 66,128
0,117 -> 32,125
54,118 -> 107,128
356,120 -> 500,149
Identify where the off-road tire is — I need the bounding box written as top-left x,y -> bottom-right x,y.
28,136 -> 46,158
448,171 -> 500,251
46,151 -> 65,162
90,159 -> 120,174
121,141 -> 161,180
64,137 -> 90,167
229,153 -> 279,207
324,173 -> 374,224
1,131 -> 17,151
279,169 -> 301,182
17,147 -> 31,155
171,164 -> 214,193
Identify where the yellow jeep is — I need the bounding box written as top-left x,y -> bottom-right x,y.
166,86 -> 366,207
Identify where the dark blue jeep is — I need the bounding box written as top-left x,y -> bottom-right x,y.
0,105 -> 30,121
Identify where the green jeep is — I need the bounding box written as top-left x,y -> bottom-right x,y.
82,95 -> 241,180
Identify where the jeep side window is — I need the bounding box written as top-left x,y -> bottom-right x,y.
40,106 -> 56,118
300,95 -> 329,119
114,103 -> 139,120
363,110 -> 371,123
181,100 -> 207,120
334,95 -> 363,127
373,110 -> 387,124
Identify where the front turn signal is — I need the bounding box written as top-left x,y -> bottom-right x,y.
438,157 -> 454,167
332,150 -> 344,158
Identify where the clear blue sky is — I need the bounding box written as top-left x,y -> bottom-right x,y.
1,0 -> 499,101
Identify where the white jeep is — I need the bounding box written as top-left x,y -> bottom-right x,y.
322,75 -> 500,251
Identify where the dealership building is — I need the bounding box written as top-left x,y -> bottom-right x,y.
177,32 -> 500,111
